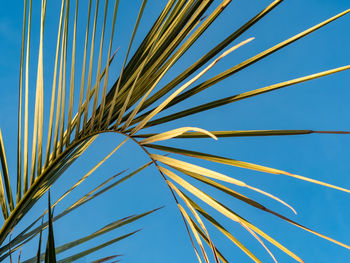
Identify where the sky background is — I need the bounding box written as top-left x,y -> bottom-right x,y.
0,0 -> 350,262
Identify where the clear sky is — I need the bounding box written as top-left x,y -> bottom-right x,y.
0,0 -> 350,262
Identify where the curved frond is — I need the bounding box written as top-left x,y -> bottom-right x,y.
1,0 -> 349,261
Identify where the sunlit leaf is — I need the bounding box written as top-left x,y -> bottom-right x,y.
140,127 -> 217,145
154,154 -> 296,214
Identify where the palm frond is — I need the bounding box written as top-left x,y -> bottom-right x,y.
23,207 -> 161,263
0,0 -> 349,262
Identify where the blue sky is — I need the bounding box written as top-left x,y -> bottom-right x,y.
0,0 -> 350,262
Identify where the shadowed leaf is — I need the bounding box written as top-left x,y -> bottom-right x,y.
45,192 -> 56,263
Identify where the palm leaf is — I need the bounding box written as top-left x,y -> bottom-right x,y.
36,223 -> 43,263
45,192 -> 56,263
140,65 -> 350,128
0,162 -> 152,259
23,207 -> 160,263
135,129 -> 350,138
91,255 -> 120,263
57,231 -> 138,263
140,127 -> 217,145
160,166 -> 301,262
130,37 -> 254,134
0,0 -> 349,262
124,0 -> 283,119
147,144 -> 350,193
0,129 -> 14,212
154,154 -> 296,213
